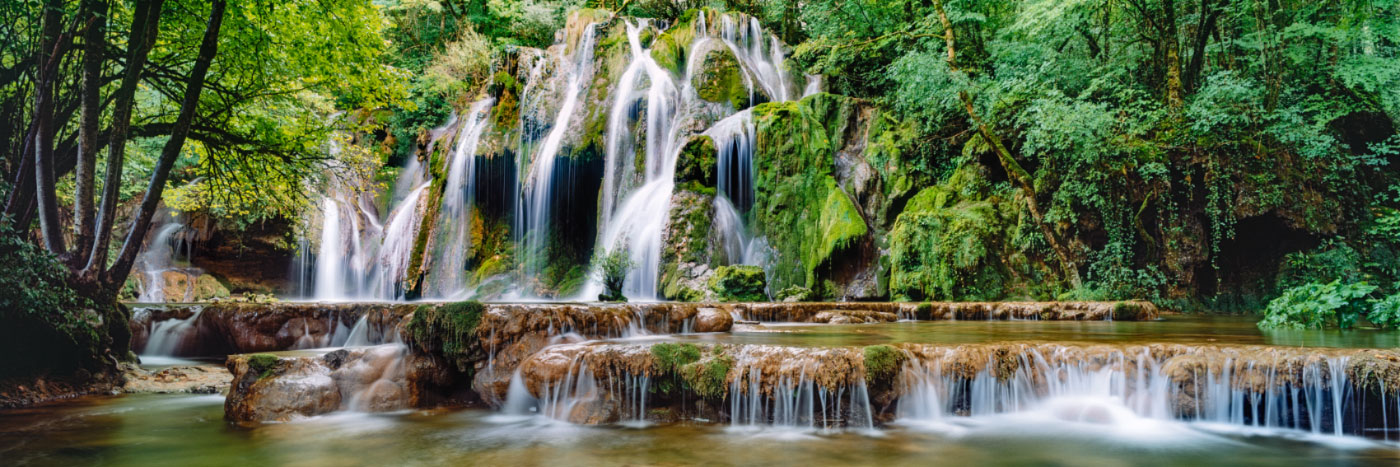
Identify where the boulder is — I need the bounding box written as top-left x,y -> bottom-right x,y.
693,307 -> 733,333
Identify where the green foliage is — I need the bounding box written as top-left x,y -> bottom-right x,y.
1259,281 -> 1378,330
1369,293 -> 1400,329
407,301 -> 485,372
1276,241 -> 1364,292
595,243 -> 635,302
247,354 -> 280,379
0,224 -> 103,377
708,265 -> 767,301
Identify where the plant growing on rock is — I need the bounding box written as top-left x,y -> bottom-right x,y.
595,243 -> 635,302
407,301 -> 485,372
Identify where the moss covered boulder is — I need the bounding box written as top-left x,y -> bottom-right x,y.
708,265 -> 767,301
660,190 -> 717,302
692,45 -> 749,109
675,135 -> 717,188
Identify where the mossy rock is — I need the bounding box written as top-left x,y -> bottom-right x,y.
888,166 -> 1018,301
648,9 -> 701,74
192,274 -> 230,301
680,354 -> 732,400
247,353 -> 280,379
692,47 -> 749,109
406,301 -> 485,373
675,135 -> 717,187
776,286 -> 813,302
863,345 -> 904,385
708,265 -> 767,301
651,343 -> 702,374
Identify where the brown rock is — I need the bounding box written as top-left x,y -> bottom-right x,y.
694,307 -> 733,333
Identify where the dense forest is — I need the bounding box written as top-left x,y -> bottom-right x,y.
3,0 -> 1399,385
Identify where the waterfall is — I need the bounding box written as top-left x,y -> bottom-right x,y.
141,306 -> 204,356
136,220 -> 189,302
710,110 -> 756,213
300,12 -> 803,302
893,347 -> 1380,437
426,98 -> 496,298
519,23 -> 601,292
586,14 -> 795,300
314,198 -> 347,300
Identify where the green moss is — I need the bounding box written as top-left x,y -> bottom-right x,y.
681,353 -> 732,400
693,48 -> 748,108
651,343 -> 702,374
675,135 -> 717,187
749,94 -> 876,293
406,301 -> 484,373
489,71 -> 521,130
863,345 -> 903,385
248,353 -> 279,379
775,286 -> 812,301
708,265 -> 767,301
888,163 -> 1031,301
648,9 -> 700,74
1112,302 -> 1145,320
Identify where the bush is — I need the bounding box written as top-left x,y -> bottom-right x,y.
595,243 -> 634,302
1258,281 -> 1376,330
0,224 -> 105,377
1369,293 -> 1400,329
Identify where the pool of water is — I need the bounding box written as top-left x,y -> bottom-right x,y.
656,315 -> 1400,349
1,393 -> 1397,466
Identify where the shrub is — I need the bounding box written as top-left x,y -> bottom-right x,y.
1258,281 -> 1376,330
0,224 -> 104,377
595,242 -> 634,302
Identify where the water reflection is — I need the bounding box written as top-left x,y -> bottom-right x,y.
2,394 -> 1398,467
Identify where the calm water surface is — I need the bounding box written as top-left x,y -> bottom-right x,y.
2,393 -> 1399,467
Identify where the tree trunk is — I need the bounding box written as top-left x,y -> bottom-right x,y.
1183,0 -> 1220,92
931,0 -> 1082,287
34,0 -> 68,254
106,0 -> 225,292
86,0 -> 165,275
1162,0 -> 1184,109
72,0 -> 108,267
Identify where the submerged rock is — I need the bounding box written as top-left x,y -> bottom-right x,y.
122,363 -> 231,395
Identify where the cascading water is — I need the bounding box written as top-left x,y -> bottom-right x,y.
893,346 -> 1389,437
426,98 -> 496,298
302,11 -> 798,302
585,13 -> 794,300
518,23 -> 601,293
135,219 -> 191,302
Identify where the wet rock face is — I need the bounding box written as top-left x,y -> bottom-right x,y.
508,339 -> 1400,434
122,363 -> 231,395
812,309 -> 897,324
130,303 -> 415,357
224,345 -> 440,422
